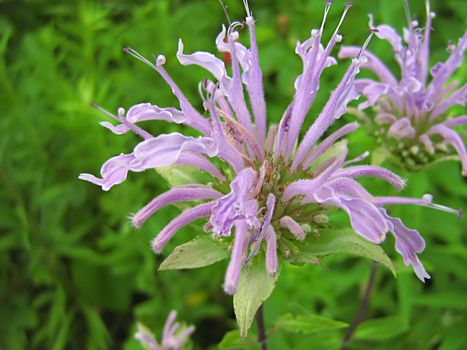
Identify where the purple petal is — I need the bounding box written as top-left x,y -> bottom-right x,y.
358,82 -> 389,110
443,116 -> 467,128
335,165 -> 406,190
129,133 -> 218,172
132,185 -> 222,228
381,209 -> 430,281
152,202 -> 215,253
265,226 -> 278,276
338,46 -> 398,85
126,103 -> 186,124
177,39 -> 227,83
428,124 -> 467,175
79,153 -> 134,191
292,58 -> 361,170
301,122 -> 359,170
280,216 -> 305,240
210,168 -> 258,237
99,121 -> 130,135
245,16 -> 267,151
224,219 -> 249,295
387,118 -> 415,139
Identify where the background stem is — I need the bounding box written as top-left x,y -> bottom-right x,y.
255,304 -> 267,350
340,261 -> 378,350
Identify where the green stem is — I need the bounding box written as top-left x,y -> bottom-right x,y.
340,261 -> 378,350
255,305 -> 267,350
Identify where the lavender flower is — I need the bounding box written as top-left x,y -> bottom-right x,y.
80,1 -> 460,293
135,311 -> 195,350
339,0 -> 467,174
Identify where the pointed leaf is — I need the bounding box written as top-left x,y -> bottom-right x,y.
293,229 -> 396,276
159,235 -> 228,271
275,313 -> 348,334
156,165 -> 212,187
354,315 -> 408,341
233,259 -> 278,337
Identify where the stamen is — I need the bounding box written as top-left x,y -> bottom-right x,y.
356,29 -> 377,59
91,103 -> 152,140
242,0 -> 252,18
344,151 -> 370,165
123,47 -> 156,69
403,0 -> 412,28
331,2 -> 352,38
320,0 -> 333,34
218,0 -> 232,25
426,203 -> 463,218
91,103 -> 119,122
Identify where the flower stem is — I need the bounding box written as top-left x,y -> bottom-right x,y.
340,261 -> 378,350
255,305 -> 267,350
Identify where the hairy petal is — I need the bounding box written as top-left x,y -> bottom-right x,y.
224,219 -> 249,295
335,165 -> 405,190
265,226 -> 278,276
132,185 -> 222,228
280,216 -> 305,240
338,46 -> 398,85
152,202 -> 215,253
428,124 -> 467,175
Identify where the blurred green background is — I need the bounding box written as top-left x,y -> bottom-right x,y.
1,0 -> 466,349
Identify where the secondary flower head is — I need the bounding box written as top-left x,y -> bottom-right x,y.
80,1 -> 460,294
339,0 -> 467,174
135,311 -> 194,350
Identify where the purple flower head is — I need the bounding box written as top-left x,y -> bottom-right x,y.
81,1 -> 461,294
339,1 -> 467,174
135,310 -> 195,350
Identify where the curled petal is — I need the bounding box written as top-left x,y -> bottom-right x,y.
126,103 -> 186,124
428,124 -> 467,175
130,133 -> 218,171
381,209 -> 430,281
359,82 -> 389,110
387,118 -> 415,139
99,121 -> 130,135
369,15 -> 403,52
79,153 -> 134,191
335,165 -> 406,190
177,39 -> 227,82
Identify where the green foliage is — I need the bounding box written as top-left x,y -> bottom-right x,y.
0,0 -> 466,349
159,236 -> 228,271
274,313 -> 348,334
233,258 -> 278,337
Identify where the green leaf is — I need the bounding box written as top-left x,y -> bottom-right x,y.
159,236 -> 228,271
293,229 -> 396,276
354,315 -> 409,341
156,165 -> 213,187
371,147 -> 391,166
275,313 -> 348,334
218,330 -> 259,350
233,259 -> 278,337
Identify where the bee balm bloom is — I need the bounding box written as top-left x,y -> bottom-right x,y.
339,1 -> 467,174
135,311 -> 194,350
80,1 -> 460,293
